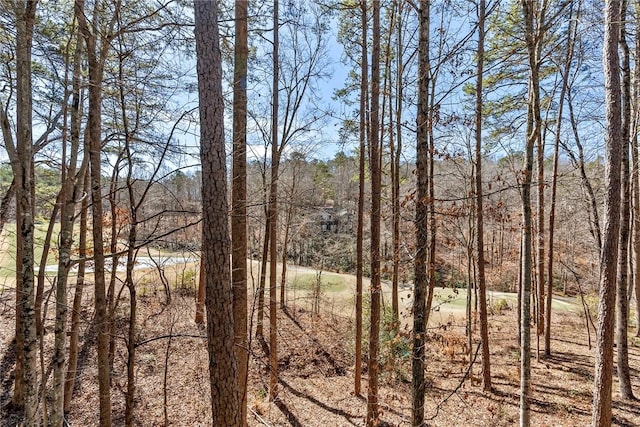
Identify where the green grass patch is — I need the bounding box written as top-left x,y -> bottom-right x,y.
0,222 -> 61,278
427,288 -> 580,313
290,272 -> 347,293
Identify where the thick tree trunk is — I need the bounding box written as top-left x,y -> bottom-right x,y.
194,1 -> 240,424
592,0 -> 623,425
9,2 -> 39,422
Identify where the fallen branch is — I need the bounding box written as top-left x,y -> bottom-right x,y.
249,407 -> 273,426
134,333 -> 205,348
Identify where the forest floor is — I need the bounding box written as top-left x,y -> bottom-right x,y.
1,261 -> 640,426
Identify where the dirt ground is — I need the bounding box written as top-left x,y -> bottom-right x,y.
2,273 -> 640,426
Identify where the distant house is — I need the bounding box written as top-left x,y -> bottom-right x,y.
315,205 -> 352,233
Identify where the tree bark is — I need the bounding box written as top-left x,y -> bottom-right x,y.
393,0 -> 404,335
366,0 -> 382,424
474,0 -> 492,393
268,0 -> 280,401
255,215 -> 269,338
232,0 -> 249,423
521,0 -> 544,423
632,0 -> 640,338
51,25 -> 87,425
547,1 -> 578,358
592,0 -> 623,425
412,1 -> 429,425
194,0 -> 240,424
354,0 -> 368,397
75,0 -> 114,422
616,0 -> 634,401
64,170 -> 90,413
12,2 -> 39,422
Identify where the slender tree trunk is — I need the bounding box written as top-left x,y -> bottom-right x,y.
51,32 -> 87,426
592,0 -> 623,425
616,0 -> 634,400
107,157 -> 123,372
521,0 -> 544,422
536,79 -> 545,364
124,214 -> 137,427
120,42 -> 137,427
75,0 -> 116,422
384,4 -> 398,328
0,178 -> 15,236
195,258 -> 205,324
546,1 -> 578,359
231,0 -> 249,422
35,193 -> 61,337
566,92 -> 602,254
632,0 -> 640,338
424,67 -> 437,326
64,170 -> 90,413
412,1 -> 429,425
194,1 -> 240,424
366,1 -> 382,425
354,0 -> 367,397
255,216 -> 269,338
268,0 -> 280,400
280,197 -> 293,309
393,0 -> 403,333
474,0 -> 491,392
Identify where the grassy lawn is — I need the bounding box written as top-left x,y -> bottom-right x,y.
428,286 -> 580,313
0,222 -> 61,280
290,272 -> 347,293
